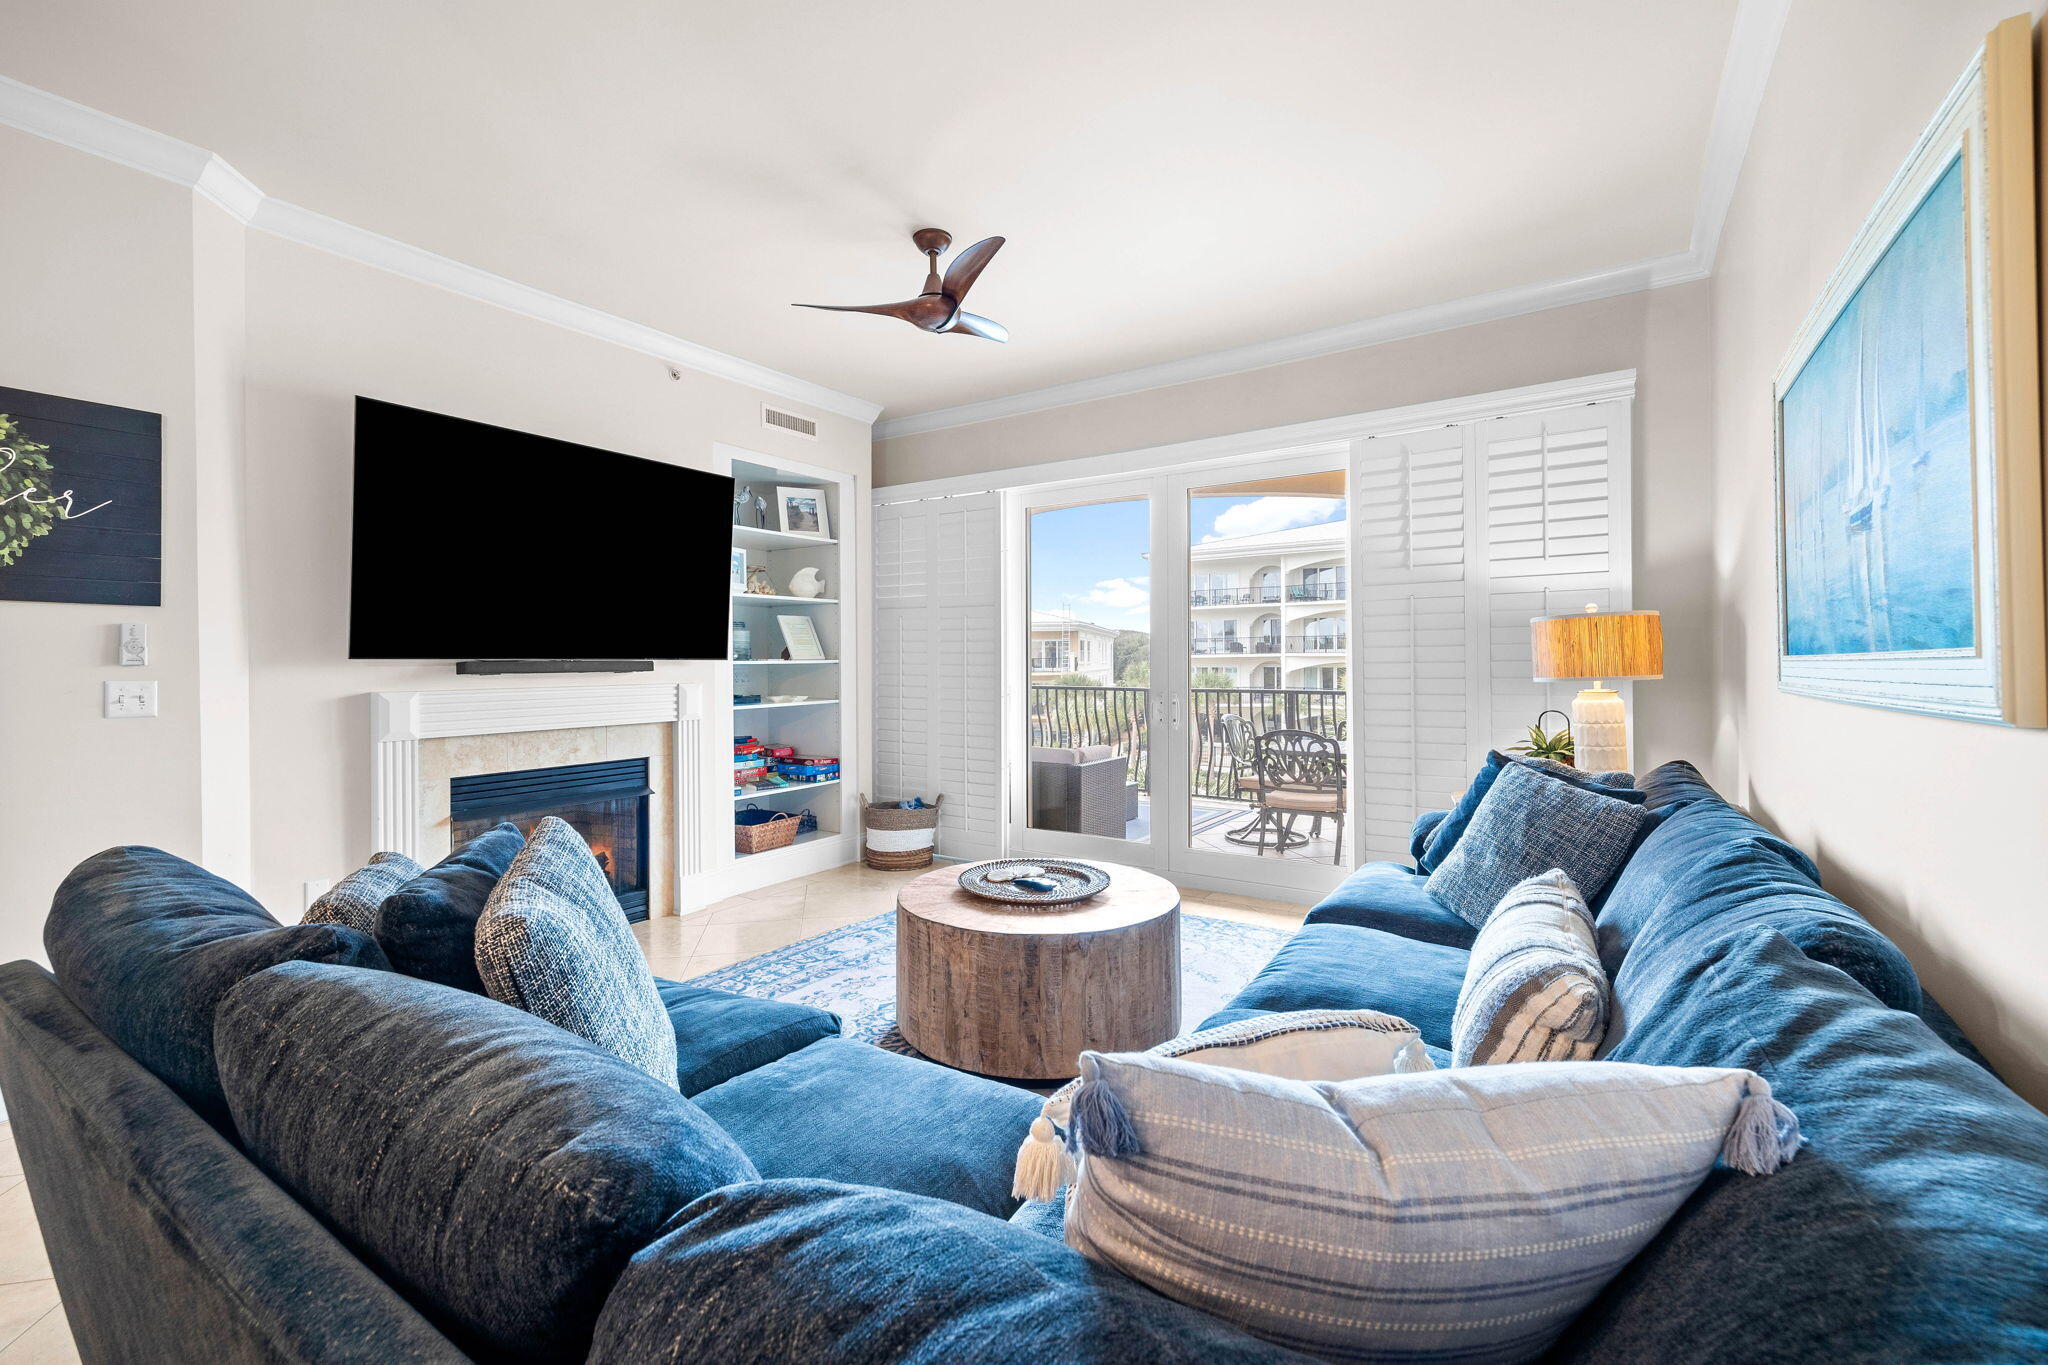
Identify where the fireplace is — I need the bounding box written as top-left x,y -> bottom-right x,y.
450,758 -> 651,921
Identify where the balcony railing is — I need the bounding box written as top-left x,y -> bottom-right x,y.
1286,633 -> 1348,652
1189,585 -> 1283,606
1288,580 -> 1347,602
1028,684 -> 1346,803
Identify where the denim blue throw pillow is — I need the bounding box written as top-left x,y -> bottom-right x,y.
374,821 -> 522,993
1428,761 -> 1652,927
1419,751 -> 1643,873
216,961 -> 754,1363
476,817 -> 678,1088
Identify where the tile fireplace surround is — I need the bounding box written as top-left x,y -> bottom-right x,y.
369,684 -> 704,916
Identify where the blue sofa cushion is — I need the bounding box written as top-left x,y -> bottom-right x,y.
1557,930 -> 2048,1363
1303,861 -> 1479,948
1204,921 -> 1469,1050
1420,750 -> 1645,872
373,821 -> 522,993
43,845 -> 389,1133
655,978 -> 842,1095
692,1038 -> 1041,1218
587,1180 -> 1313,1364
215,961 -> 756,1364
1596,773 -> 1920,1015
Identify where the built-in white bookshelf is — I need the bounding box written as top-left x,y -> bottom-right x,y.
721,449 -> 855,896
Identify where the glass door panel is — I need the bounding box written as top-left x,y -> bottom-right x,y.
1179,468 -> 1350,887
1017,492 -> 1153,859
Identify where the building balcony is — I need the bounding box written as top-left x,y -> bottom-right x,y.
1287,581 -> 1347,602
1286,633 -> 1348,653
1189,586 -> 1283,607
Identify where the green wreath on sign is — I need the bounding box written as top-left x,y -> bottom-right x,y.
0,413 -> 62,568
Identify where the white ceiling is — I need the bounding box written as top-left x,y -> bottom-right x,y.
4,1 -> 1740,422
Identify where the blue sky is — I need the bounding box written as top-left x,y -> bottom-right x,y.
1029,493 -> 1345,630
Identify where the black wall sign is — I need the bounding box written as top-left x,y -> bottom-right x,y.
0,385 -> 162,606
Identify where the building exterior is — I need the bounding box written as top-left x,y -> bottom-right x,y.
1188,520 -> 1348,690
1029,609 -> 1120,685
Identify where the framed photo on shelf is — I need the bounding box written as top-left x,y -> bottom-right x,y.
776,614 -> 827,660
730,546 -> 747,593
775,485 -> 830,539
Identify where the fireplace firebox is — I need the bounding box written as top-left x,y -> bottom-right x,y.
450,758 -> 651,921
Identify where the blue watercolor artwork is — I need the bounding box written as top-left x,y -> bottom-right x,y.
1780,154 -> 1974,657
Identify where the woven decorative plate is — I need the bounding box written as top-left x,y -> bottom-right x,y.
957,859 -> 1111,906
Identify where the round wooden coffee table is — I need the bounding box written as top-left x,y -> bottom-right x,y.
895,859 -> 1180,1081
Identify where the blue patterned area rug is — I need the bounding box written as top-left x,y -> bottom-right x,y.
685,911 -> 1291,1059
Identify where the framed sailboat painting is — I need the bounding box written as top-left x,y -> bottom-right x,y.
1774,16 -> 2045,726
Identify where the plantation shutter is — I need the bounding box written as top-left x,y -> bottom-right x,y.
1351,398 -> 1630,862
872,491 -> 1005,860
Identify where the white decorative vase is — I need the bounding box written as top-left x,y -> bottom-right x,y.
1570,686 -> 1630,772
787,567 -> 826,599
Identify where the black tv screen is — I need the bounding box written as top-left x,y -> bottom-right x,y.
348,398 -> 736,660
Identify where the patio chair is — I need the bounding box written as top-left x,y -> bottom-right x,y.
1220,715 -> 1305,851
1028,745 -> 1131,839
1250,728 -> 1346,863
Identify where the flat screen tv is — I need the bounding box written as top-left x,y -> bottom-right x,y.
348,397 -> 736,661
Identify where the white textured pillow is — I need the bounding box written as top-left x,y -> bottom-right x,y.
1452,869 -> 1609,1066
1062,1055 -> 1801,1363
1011,1009 -> 1430,1201
302,851 -> 422,935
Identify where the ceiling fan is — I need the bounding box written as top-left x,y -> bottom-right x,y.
794,228 -> 1008,342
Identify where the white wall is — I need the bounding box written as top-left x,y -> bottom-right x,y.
0,128 -> 208,966
0,130 -> 871,958
875,281 -> 1719,773
1711,0 -> 2048,1105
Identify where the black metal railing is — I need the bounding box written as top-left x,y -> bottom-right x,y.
1288,580 -> 1348,601
1189,585 -> 1284,606
1027,684 -> 1347,804
1286,633 -> 1348,652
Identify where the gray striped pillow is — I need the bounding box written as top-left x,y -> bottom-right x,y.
1452,869 -> 1609,1066
1063,1054 -> 1801,1362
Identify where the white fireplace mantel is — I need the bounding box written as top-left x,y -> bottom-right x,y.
368,682 -> 705,905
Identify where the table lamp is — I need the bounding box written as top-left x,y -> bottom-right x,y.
1529,607 -> 1663,773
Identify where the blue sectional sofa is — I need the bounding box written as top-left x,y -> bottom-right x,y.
2,759 -> 2045,1362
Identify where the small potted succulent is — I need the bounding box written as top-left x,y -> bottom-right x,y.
1508,710 -> 1575,767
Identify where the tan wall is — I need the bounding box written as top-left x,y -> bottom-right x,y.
1,131 -> 871,951
0,129 -> 210,967
1711,0 -> 2048,1105
876,280 -> 1719,773
237,233 -> 871,915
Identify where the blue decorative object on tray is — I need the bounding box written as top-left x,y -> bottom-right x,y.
957,860 -> 1111,906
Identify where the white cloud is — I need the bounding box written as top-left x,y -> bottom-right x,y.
1205,496 -> 1343,543
1082,576 -> 1151,619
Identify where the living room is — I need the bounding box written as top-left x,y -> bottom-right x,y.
2,3 -> 2046,1362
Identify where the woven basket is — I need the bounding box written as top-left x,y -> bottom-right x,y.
735,807 -> 802,855
861,794 -> 942,870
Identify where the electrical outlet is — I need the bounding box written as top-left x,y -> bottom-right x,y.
119,622 -> 148,666
103,680 -> 159,718
303,879 -> 333,912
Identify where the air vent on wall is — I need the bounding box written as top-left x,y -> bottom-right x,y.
762,404 -> 819,439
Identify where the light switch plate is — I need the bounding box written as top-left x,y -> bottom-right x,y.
303,879 -> 333,911
119,623 -> 148,666
103,680 -> 159,718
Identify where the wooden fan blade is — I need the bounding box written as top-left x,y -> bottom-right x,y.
793,299 -> 924,319
942,310 -> 1008,342
940,236 -> 1005,303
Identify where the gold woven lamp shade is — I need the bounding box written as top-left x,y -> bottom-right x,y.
1529,609 -> 1662,772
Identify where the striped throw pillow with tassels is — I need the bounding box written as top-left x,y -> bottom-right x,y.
1011,1009 -> 1431,1203
1062,1053 -> 1801,1363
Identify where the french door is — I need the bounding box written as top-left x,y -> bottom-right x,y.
1007,450 -> 1353,901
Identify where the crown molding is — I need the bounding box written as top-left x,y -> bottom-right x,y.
0,75 -> 884,425
873,0 -> 1788,443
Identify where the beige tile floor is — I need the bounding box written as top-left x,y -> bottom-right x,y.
0,860 -> 1305,1361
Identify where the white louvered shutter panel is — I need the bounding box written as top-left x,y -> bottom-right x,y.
871,492 -> 1005,861
1479,403 -> 1632,760
1352,398 -> 1632,861
1351,429 -> 1474,863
